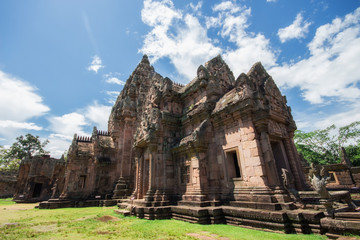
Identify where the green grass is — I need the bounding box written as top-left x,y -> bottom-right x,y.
0,199 -> 327,240
0,198 -> 16,205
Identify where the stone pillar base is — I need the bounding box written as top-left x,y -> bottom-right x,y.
113,177 -> 131,200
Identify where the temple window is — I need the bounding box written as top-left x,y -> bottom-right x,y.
328,171 -> 339,184
225,149 -> 241,179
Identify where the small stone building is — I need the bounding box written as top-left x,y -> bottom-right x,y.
13,155 -> 65,202
58,129 -> 119,200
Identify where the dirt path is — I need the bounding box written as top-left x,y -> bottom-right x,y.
187,231 -> 229,240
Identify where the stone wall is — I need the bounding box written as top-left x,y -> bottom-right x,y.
0,170 -> 17,198
13,155 -> 65,202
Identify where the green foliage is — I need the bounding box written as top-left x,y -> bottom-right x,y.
8,134 -> 49,160
294,121 -> 360,166
345,143 -> 360,166
0,134 -> 49,171
0,146 -> 21,172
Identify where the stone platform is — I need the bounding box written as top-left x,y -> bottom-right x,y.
115,199 -> 329,234
115,197 -> 360,237
321,212 -> 360,238
38,199 -> 117,209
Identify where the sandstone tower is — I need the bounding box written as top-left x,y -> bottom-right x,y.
54,55 -> 306,208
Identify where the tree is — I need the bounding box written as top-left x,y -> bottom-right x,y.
294,121 -> 360,165
0,134 -> 49,171
7,134 -> 49,159
0,146 -> 18,171
345,143 -> 360,166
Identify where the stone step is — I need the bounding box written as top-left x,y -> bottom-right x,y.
114,209 -> 131,216
229,201 -> 295,210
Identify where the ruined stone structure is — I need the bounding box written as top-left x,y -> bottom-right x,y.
57,128 -> 119,201
38,55 -> 360,236
303,148 -> 360,190
13,155 -> 65,203
0,170 -> 17,198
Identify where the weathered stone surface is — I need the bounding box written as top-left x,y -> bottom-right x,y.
0,170 -> 17,198
13,155 -> 65,203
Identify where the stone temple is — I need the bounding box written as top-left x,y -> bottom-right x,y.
39,55 -> 360,236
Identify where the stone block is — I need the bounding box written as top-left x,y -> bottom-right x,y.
254,166 -> 264,176
247,133 -> 256,141
250,147 -> 259,157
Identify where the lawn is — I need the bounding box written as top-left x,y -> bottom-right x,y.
0,198 -> 327,240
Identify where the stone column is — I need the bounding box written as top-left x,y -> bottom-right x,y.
137,154 -> 143,199
145,144 -> 157,201
116,121 -> 125,178
132,154 -> 139,198
133,148 -> 143,199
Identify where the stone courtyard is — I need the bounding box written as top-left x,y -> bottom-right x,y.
34,55 -> 360,237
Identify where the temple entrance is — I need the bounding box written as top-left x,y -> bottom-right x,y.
79,175 -> 86,189
32,183 -> 43,198
225,149 -> 241,179
271,141 -> 289,184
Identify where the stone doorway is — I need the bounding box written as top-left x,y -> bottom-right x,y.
32,183 -> 43,198
79,175 -> 86,189
270,141 -> 290,184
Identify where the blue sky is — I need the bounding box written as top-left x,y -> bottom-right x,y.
0,0 -> 359,157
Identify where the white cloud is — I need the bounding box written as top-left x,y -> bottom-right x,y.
189,1 -> 202,14
140,0 -> 221,81
142,0 -> 182,27
46,102 -> 112,157
83,102 -> 112,130
87,55 -> 104,73
313,104 -> 360,129
293,103 -> 360,132
106,77 -> 125,85
308,8 -> 360,55
0,120 -> 42,131
213,1 -> 242,14
140,0 -> 277,80
0,70 -> 49,142
0,70 -> 50,122
209,2 -> 277,77
266,0 -> 277,2
104,72 -> 125,85
45,133 -> 73,158
270,7 -> 360,104
278,13 -> 312,43
48,112 -> 89,137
